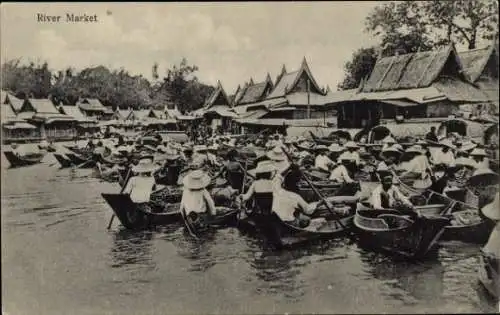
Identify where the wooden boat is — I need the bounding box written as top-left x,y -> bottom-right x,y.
182,207 -> 239,235
478,251 -> 499,300
245,212 -> 354,249
65,153 -> 94,167
38,144 -> 56,152
3,151 -> 45,168
64,145 -> 92,156
297,181 -> 360,203
309,131 -> 335,146
53,153 -> 73,168
354,206 -> 450,259
102,193 -> 182,230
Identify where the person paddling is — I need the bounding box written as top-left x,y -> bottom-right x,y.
370,174 -> 414,211
180,169 -> 217,221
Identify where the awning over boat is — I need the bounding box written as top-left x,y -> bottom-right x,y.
369,122 -> 441,142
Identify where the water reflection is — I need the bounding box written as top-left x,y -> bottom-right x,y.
360,251 -> 445,304
174,232 -> 217,272
110,228 -> 155,271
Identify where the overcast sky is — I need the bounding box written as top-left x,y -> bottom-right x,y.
0,2 -> 452,94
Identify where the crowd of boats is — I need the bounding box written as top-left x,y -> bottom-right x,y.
3,127 -> 499,301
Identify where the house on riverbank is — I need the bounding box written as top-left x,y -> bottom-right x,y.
324,44 -> 491,129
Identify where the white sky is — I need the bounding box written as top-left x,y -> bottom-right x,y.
0,2 -> 479,95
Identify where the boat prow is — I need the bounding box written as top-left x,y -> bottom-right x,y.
3,150 -> 45,168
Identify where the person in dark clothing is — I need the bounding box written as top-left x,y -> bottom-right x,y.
425,126 -> 438,142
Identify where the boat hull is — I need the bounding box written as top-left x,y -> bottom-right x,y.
53,153 -> 73,168
3,151 -> 44,168
478,253 -> 499,300
354,209 -> 450,259
102,193 -> 182,230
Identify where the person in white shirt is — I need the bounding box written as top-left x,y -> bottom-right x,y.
381,136 -> 403,152
180,169 -> 217,217
122,159 -> 159,205
399,145 -> 431,179
314,145 -> 334,172
206,146 -> 221,167
370,174 -> 414,210
469,148 -> 490,169
338,141 -> 361,166
329,159 -> 354,183
267,146 -> 291,175
192,145 -> 210,167
433,139 -> 456,167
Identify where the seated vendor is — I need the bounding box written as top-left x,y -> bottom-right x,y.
370,174 -> 414,211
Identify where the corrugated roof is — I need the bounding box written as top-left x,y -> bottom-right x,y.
25,99 -> 59,114
78,98 -> 105,109
3,92 -> 23,112
363,45 -> 460,92
3,122 -> 37,130
236,118 -> 334,127
203,105 -> 238,118
239,109 -> 269,119
234,97 -> 287,114
1,105 -> 17,121
60,105 -> 93,122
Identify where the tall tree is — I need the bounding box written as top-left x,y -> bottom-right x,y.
337,47 -> 378,90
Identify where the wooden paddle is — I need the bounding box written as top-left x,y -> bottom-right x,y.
241,160 -> 248,194
74,159 -> 92,169
281,149 -> 347,230
107,167 -> 132,230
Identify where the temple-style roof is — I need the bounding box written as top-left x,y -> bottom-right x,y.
267,57 -> 325,99
204,81 -> 231,109
235,74 -> 274,105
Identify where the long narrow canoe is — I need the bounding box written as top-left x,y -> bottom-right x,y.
3,151 -> 45,168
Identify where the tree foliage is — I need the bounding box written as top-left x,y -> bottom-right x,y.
1,58 -> 213,112
338,0 -> 498,90
337,47 -> 378,91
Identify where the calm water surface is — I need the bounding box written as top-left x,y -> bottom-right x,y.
1,147 -> 498,314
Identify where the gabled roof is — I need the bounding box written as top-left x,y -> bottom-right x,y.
2,91 -> 23,112
20,98 -> 59,114
236,74 -> 274,105
78,98 -> 106,109
148,109 -> 165,119
363,44 -> 465,92
130,109 -> 150,120
267,58 -> 324,99
165,106 -> 181,119
1,104 -> 17,121
458,39 -> 498,82
60,105 -> 94,122
204,81 -> 231,109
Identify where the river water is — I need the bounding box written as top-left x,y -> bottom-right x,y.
1,146 -> 498,314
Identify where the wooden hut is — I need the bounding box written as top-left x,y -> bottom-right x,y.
327,44 -> 490,129
198,81 -> 238,134
19,99 -> 77,141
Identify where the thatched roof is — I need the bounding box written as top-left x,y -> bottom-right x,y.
363,44 -> 465,92
1,104 -> 17,121
204,81 -> 231,109
77,98 -> 106,111
60,105 -> 95,122
458,38 -> 498,82
2,92 -> 23,112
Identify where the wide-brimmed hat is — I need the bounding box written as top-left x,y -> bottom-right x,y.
381,147 -> 402,159
315,144 -> 329,152
467,168 -> 499,187
457,140 -> 477,152
193,145 -> 208,153
345,141 -> 359,149
183,169 -> 211,190
132,158 -> 160,174
328,143 -> 345,152
382,136 -> 397,144
267,146 -> 286,161
481,192 -> 500,221
248,160 -> 276,177
439,138 -> 456,150
405,145 -> 424,154
469,148 -> 487,157
376,161 -> 389,172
